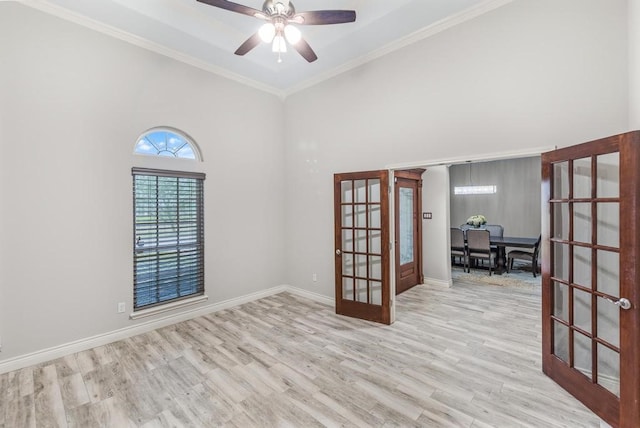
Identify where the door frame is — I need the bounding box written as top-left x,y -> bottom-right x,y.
394,169 -> 425,294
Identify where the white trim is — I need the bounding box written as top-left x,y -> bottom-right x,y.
285,286 -> 334,307
423,277 -> 453,288
130,295 -> 209,320
283,0 -> 514,97
386,145 -> 555,170
0,285 -> 291,374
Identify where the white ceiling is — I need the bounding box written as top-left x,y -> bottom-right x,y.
25,0 -> 511,96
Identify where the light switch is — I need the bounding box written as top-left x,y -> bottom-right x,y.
423,212 -> 432,220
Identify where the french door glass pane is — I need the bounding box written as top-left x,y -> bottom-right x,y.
342,205 -> 353,227
553,203 -> 569,240
573,245 -> 592,288
355,229 -> 367,253
370,281 -> 382,305
343,253 -> 353,276
597,296 -> 620,348
341,181 -> 353,203
553,161 -> 569,199
342,277 -> 354,300
355,204 -> 367,227
369,230 -> 381,254
553,242 -> 569,281
574,332 -> 592,380
597,203 -> 619,248
596,152 -> 619,198
369,205 -> 381,228
573,288 -> 592,333
354,180 -> 367,203
573,157 -> 592,199
342,229 -> 353,252
369,179 -> 381,203
553,321 -> 569,362
355,254 -> 367,278
573,203 -> 592,244
553,282 -> 569,322
356,279 -> 368,303
597,344 -> 620,397
596,250 -> 619,296
369,255 -> 382,280
399,187 -> 414,265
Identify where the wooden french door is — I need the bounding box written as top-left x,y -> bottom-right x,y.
395,169 -> 425,295
541,131 -> 640,427
334,170 -> 391,324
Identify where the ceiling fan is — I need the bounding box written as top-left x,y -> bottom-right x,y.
196,0 -> 356,63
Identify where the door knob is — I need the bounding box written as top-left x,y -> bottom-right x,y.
336,249 -> 341,255
605,297 -> 632,310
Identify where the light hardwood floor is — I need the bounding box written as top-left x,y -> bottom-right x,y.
0,278 -> 601,427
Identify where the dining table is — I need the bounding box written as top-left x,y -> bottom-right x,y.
489,236 -> 539,274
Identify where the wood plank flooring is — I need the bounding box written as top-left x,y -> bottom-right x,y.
0,278 -> 601,427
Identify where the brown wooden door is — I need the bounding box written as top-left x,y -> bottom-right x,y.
395,169 -> 425,295
541,131 -> 640,427
334,170 -> 391,324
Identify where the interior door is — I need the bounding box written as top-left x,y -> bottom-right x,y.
395,169 -> 425,295
334,170 -> 391,324
541,131 -> 640,427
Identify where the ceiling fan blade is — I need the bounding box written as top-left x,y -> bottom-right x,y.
292,10 -> 356,25
293,37 -> 318,63
234,32 -> 262,56
196,0 -> 264,19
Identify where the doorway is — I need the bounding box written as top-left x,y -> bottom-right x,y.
394,169 -> 425,294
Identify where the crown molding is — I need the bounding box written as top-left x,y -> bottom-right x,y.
18,0 -> 512,99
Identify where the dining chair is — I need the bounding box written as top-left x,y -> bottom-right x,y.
450,227 -> 468,272
466,229 -> 497,275
507,234 -> 542,277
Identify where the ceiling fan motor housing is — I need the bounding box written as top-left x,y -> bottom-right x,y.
262,0 -> 295,18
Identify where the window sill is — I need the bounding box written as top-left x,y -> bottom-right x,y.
129,295 -> 209,320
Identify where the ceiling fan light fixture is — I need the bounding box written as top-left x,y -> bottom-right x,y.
272,34 -> 287,53
284,24 -> 301,45
259,23 -> 276,42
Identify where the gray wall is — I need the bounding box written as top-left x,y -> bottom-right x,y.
449,157 -> 541,238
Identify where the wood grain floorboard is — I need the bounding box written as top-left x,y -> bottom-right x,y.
1,278 -> 602,427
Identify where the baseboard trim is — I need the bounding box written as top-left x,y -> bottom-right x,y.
285,286 -> 335,307
423,277 -> 453,288
0,285 -> 297,374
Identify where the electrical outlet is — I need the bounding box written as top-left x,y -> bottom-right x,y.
117,302 -> 126,313
312,273 -> 317,282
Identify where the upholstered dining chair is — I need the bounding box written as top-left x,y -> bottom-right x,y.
450,228 -> 468,272
466,229 -> 497,275
507,234 -> 542,277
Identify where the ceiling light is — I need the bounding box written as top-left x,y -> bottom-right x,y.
284,25 -> 301,44
259,23 -> 275,42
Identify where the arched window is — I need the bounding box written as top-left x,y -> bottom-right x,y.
134,128 -> 201,160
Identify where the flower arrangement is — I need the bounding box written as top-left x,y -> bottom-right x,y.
466,214 -> 487,227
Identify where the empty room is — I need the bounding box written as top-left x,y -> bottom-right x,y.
1,0 -> 639,426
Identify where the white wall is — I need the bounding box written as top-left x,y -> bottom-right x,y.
283,0 -> 628,298
631,0 -> 640,129
0,3 -> 285,361
421,166 -> 452,287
